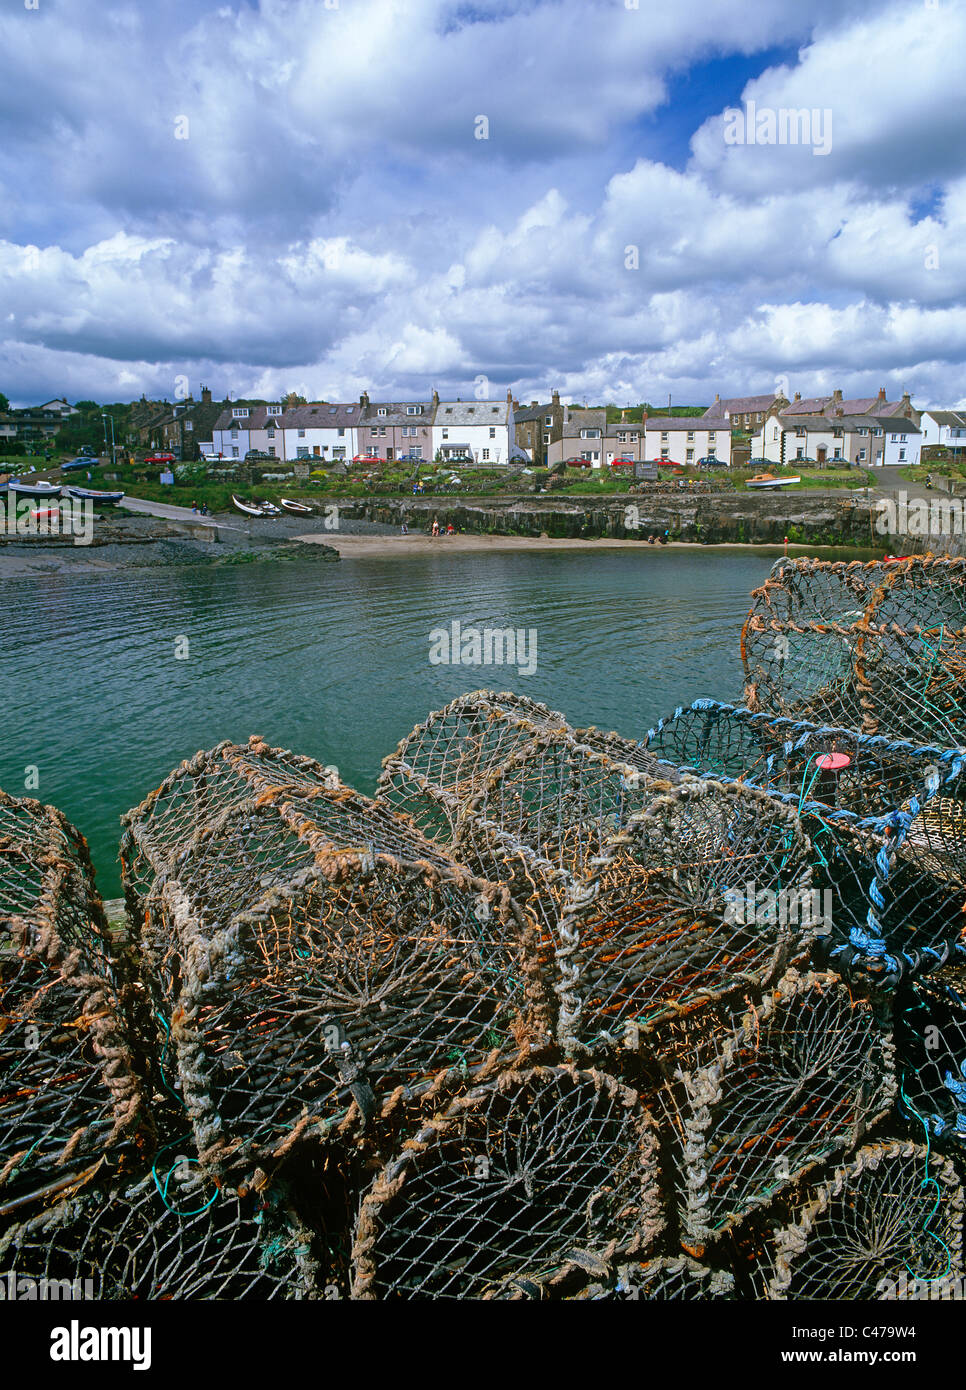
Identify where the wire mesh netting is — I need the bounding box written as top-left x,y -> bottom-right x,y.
119,736 -> 342,922
555,780 -> 819,1053
741,556 -> 966,746
895,956 -> 966,1145
121,738 -> 549,1178
0,1165 -> 323,1299
643,699 -> 966,986
0,791 -> 148,1196
377,690 -> 572,841
654,969 -> 896,1248
574,1254 -> 735,1300
766,1141 -> 964,1300
351,1065 -> 664,1300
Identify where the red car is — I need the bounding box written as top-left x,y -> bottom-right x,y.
144,452 -> 176,464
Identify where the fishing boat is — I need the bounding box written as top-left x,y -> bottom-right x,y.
62,486 -> 125,504
279,498 -> 313,515
2,480 -> 63,499
746,472 -> 802,489
232,495 -> 280,517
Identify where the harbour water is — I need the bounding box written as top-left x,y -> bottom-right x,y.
1,546 -> 774,895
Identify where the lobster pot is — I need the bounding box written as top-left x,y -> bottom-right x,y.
125,750 -> 547,1177
741,556 -> 966,746
377,690 -> 571,842
643,700 -> 966,986
655,970 -> 895,1250
895,958 -> 966,1144
766,1141 -> 964,1300
119,736 -> 340,925
0,1169 -> 322,1300
554,780 -> 819,1054
576,1255 -> 735,1301
455,733 -> 674,876
351,1066 -> 664,1300
0,792 -> 147,1195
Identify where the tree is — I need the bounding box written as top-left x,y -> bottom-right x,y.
0,393 -> 8,413
283,391 -> 308,407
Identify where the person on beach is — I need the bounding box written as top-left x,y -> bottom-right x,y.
432,518 -> 440,537
401,521 -> 408,535
446,523 -> 454,535
191,500 -> 198,514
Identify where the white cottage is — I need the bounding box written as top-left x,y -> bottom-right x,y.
431,395 -> 518,466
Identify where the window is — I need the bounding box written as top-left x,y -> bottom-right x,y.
796,427 -> 806,437
708,431 -> 716,441
367,447 -> 379,458
298,429 -> 306,438
407,406 -> 419,415
686,448 -> 694,461
489,427 -> 496,438
296,447 -> 309,458
873,428 -> 883,437
267,405 -> 281,416
833,428 -> 843,438
232,408 -> 249,419
687,431 -> 694,441
660,448 -> 669,460
482,449 -> 490,460
412,446 -> 422,459
230,446 -> 238,458
268,446 -> 276,457
796,448 -> 804,460
707,449 -> 716,459
891,434 -> 899,442
338,428 -> 345,437
773,427 -> 779,440
858,427 -> 868,436
833,448 -> 842,459
442,428 -> 449,439
661,432 -> 669,443
267,428 -> 275,439
899,448 -> 906,461
231,428 -> 239,438
544,434 -> 550,446
545,415 -> 552,426
333,448 -> 346,460
378,408 -> 388,417
580,428 -> 600,438
185,420 -> 193,431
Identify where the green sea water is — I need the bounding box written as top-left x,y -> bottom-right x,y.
1,547 -> 776,895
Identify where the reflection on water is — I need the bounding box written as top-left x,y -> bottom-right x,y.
0,548 -> 773,894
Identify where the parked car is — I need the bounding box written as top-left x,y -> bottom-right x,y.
564,457 -> 592,468
61,457 -> 93,472
245,450 -> 276,461
696,457 -> 721,467
144,452 -> 176,464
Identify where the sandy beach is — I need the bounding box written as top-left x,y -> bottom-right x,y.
297,531 -> 827,559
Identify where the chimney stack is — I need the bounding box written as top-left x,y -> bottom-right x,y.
431,389 -> 439,409
877,387 -> 887,402
551,390 -> 560,406
201,385 -> 212,404
794,392 -> 801,401
360,391 -> 370,408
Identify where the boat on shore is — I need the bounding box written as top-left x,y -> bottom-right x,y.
233,494 -> 281,517
746,472 -> 802,489
2,480 -> 63,499
62,486 -> 125,504
280,498 -> 313,515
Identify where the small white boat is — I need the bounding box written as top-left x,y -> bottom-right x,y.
745,472 -> 802,489
4,480 -> 62,499
279,498 -> 313,515
232,495 -> 280,517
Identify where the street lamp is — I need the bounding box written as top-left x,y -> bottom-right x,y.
101,412 -> 116,467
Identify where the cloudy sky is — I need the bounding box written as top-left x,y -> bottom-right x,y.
2,0 -> 964,409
